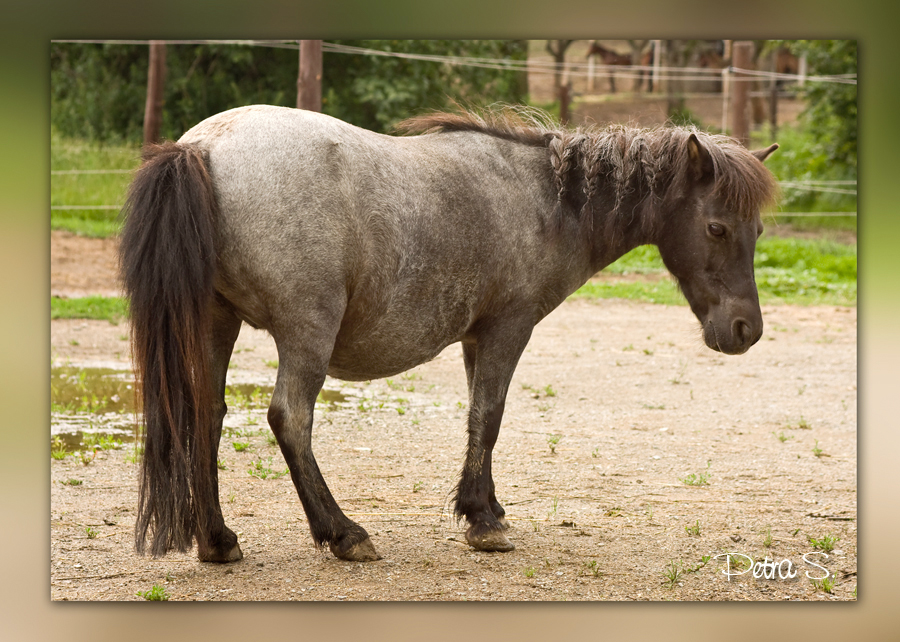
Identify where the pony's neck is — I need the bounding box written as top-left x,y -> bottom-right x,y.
587,192 -> 657,273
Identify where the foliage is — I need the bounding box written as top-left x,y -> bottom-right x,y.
51,41 -> 528,143
769,40 -> 856,175
323,40 -> 528,133
752,124 -> 856,215
52,43 -> 299,143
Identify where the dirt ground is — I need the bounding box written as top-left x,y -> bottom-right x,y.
50,232 -> 857,601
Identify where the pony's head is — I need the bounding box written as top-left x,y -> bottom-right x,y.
655,134 -> 778,355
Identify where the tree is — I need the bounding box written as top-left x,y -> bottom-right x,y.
545,40 -> 574,123
769,40 -> 856,172
51,43 -> 298,143
51,41 -> 528,143
321,40 -> 528,133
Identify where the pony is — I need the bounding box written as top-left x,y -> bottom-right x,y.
585,41 -> 633,93
120,105 -> 778,562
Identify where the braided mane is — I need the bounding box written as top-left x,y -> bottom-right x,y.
397,106 -> 778,231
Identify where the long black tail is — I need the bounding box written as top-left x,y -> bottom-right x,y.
119,142 -> 218,557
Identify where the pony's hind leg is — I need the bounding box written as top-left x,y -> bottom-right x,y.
196,298 -> 244,562
267,330 -> 380,562
456,322 -> 533,552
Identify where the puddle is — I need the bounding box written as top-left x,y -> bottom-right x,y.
319,388 -> 347,405
51,366 -> 136,414
51,366 -> 348,451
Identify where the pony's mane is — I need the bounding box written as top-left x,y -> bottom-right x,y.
397,106 -> 778,227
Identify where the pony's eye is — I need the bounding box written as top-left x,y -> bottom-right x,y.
708,223 -> 726,237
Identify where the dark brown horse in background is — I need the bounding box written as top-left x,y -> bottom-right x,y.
120,105 -> 778,564
587,41 -> 635,93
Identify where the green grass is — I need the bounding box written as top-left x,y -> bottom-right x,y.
751,124 -> 857,225
572,278 -> 686,306
51,296 -> 128,322
51,131 -> 140,238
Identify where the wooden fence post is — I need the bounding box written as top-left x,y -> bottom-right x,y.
143,41 -> 166,145
297,40 -> 323,111
560,83 -> 570,125
731,40 -> 753,147
652,39 -> 662,94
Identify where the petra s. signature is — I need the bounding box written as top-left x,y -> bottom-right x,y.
715,552 -> 832,581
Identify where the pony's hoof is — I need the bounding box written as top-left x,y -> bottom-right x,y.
466,525 -> 515,552
330,537 -> 381,562
199,541 -> 243,563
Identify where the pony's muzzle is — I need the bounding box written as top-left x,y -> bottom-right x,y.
703,316 -> 761,355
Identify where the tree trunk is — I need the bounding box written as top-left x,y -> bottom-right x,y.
546,40 -> 574,123
143,41 -> 166,145
297,40 -> 323,112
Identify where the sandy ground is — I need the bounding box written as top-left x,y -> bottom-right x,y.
50,232 -> 857,601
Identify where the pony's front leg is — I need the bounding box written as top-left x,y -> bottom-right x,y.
462,343 -> 509,529
267,333 -> 380,562
455,322 -> 533,552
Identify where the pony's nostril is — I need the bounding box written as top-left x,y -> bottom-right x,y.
733,319 -> 752,346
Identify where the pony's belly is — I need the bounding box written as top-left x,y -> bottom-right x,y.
326,333 -> 457,382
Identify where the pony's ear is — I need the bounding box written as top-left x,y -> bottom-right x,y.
751,143 -> 779,163
687,133 -> 714,182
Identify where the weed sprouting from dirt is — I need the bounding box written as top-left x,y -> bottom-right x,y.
548,496 -> 559,519
684,520 -> 701,536
547,433 -> 561,454
685,555 -> 711,573
812,574 -> 836,594
582,560 -> 603,577
812,440 -> 830,458
809,533 -> 840,552
248,457 -> 289,480
83,433 -> 122,451
51,436 -> 68,460
681,461 -> 712,486
662,560 -> 684,589
136,585 -> 169,601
